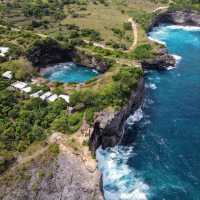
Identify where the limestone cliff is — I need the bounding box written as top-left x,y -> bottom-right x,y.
89,77 -> 145,154
150,10 -> 200,30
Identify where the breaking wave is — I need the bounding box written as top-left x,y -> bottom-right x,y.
96,107 -> 149,200
96,146 -> 150,200
145,83 -> 157,90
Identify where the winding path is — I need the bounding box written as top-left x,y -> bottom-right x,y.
127,18 -> 138,52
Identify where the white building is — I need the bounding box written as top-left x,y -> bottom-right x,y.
47,94 -> 58,102
2,71 -> 13,79
30,90 -> 43,98
0,47 -> 9,57
11,81 -> 27,90
21,87 -> 32,93
40,91 -> 52,100
59,94 -> 70,103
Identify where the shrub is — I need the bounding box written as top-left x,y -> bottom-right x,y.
133,44 -> 153,60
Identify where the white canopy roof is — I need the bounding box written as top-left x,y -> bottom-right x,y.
59,94 -> 70,103
0,47 -> 9,57
12,81 -> 27,90
40,91 -> 52,100
30,90 -> 43,98
22,87 -> 32,93
47,94 -> 58,102
2,71 -> 12,79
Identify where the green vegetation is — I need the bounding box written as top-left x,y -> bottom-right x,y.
169,0 -> 200,11
70,66 -> 143,111
0,0 -> 174,176
0,75 -> 72,172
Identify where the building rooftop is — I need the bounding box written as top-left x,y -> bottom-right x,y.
0,47 -> 9,57
59,94 -> 70,103
12,81 -> 27,90
40,91 -> 52,100
30,90 -> 43,98
21,87 -> 32,93
2,71 -> 13,79
47,94 -> 58,102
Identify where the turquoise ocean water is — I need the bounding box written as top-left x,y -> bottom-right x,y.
97,25 -> 200,200
41,62 -> 98,83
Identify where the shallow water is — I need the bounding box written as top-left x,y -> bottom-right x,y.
41,62 -> 98,83
97,25 -> 200,200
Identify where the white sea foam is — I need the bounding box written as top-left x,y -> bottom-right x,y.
145,83 -> 157,90
148,36 -> 166,46
166,25 -> 200,32
126,108 -> 144,125
172,54 -> 182,64
166,66 -> 175,70
96,146 -> 150,200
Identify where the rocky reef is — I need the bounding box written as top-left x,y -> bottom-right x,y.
89,77 -> 145,154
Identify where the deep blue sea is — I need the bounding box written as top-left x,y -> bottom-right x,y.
97,25 -> 200,200
41,62 -> 98,83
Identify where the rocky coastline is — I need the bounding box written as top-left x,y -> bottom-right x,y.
89,77 -> 145,154
24,11 -> 200,198
150,10 -> 200,31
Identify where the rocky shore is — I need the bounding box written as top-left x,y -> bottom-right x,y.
141,48 -> 176,70
89,77 -> 145,154
150,10 -> 200,30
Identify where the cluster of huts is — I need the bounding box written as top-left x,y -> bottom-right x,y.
2,71 -> 70,103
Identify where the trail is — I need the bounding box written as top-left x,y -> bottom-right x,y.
127,17 -> 138,52
153,0 -> 173,13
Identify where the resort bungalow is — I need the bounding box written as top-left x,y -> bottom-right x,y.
21,87 -> 32,93
2,71 -> 13,80
30,90 -> 43,98
11,81 -> 27,90
59,94 -> 70,103
47,94 -> 58,102
40,91 -> 52,100
0,47 -> 9,57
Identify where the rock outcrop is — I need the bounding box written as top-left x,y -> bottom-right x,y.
89,77 -> 144,154
0,148 -> 102,200
71,49 -> 113,73
26,39 -> 112,73
141,48 -> 176,70
26,38 -> 72,67
150,10 -> 200,31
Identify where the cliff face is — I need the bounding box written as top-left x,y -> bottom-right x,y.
71,49 -> 113,73
0,147 -> 103,200
89,77 -> 145,154
141,48 -> 176,70
150,11 -> 200,30
27,39 -> 112,73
